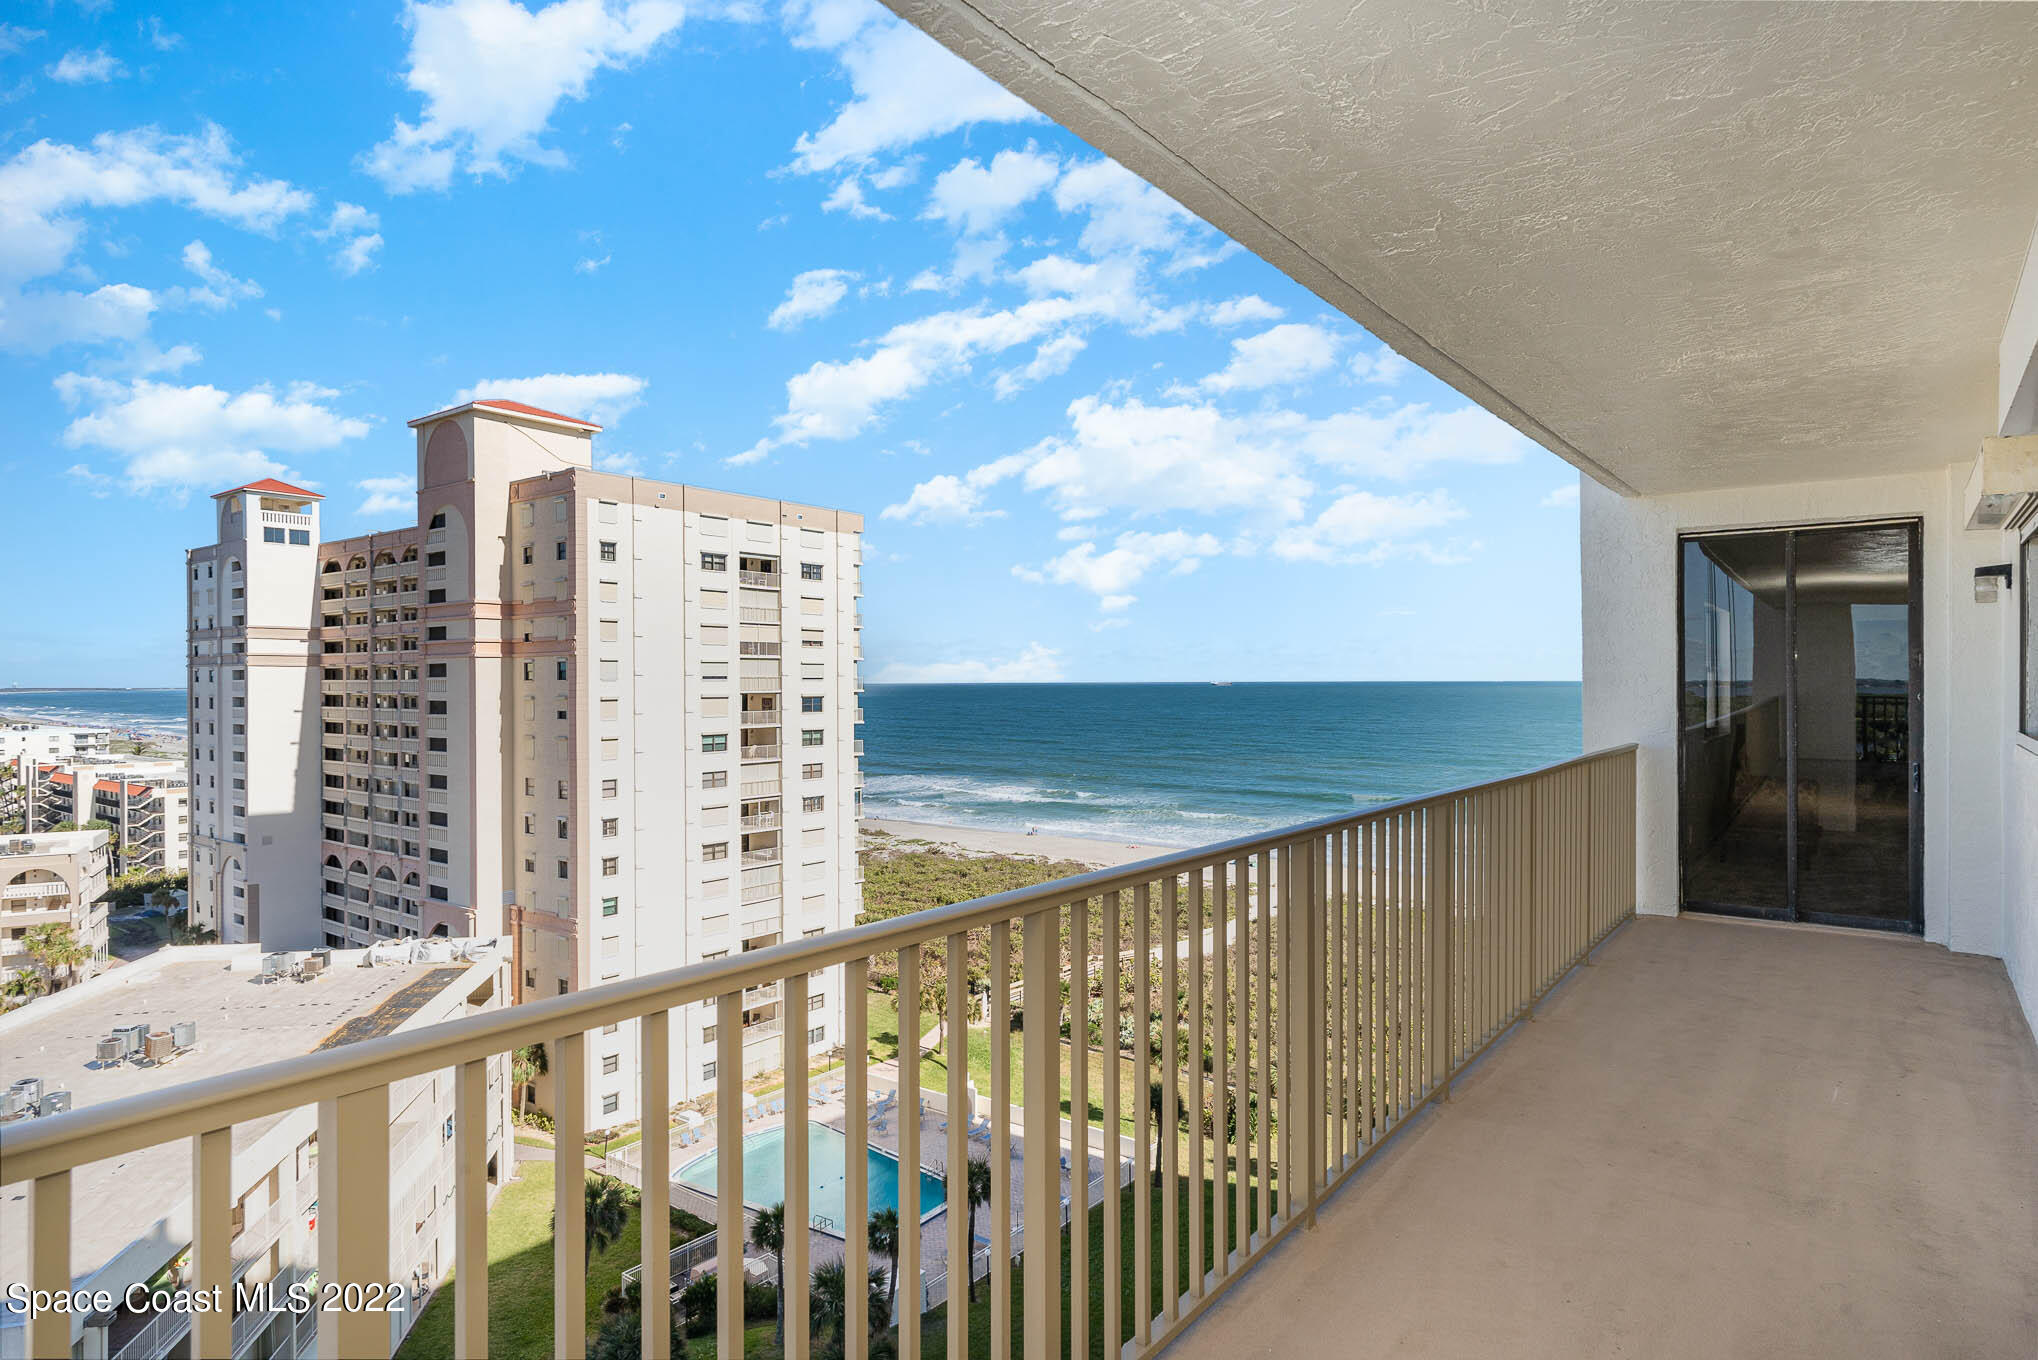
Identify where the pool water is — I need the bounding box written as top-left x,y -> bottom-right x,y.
676,1121 -> 947,1229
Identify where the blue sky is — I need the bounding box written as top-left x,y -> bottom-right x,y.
1,0 -> 1583,688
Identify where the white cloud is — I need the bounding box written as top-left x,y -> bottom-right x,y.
357,475 -> 413,516
145,16 -> 183,51
0,124 -> 312,286
0,283 -> 156,354
880,452 -> 1028,524
767,267 -> 856,330
336,233 -> 385,275
1207,295 -> 1282,328
176,239 -> 262,310
992,333 -> 1085,399
1292,402 -> 1532,479
594,448 -> 647,474
1014,528 -> 1224,609
574,252 -> 610,274
54,374 -> 372,496
1016,394 -> 1314,522
453,371 -> 646,426
364,0 -> 685,193
784,0 -> 1037,174
923,149 -> 1058,235
1349,345 -> 1411,385
1198,322 -> 1339,393
1052,159 -> 1191,258
48,48 -> 125,83
316,203 -> 385,275
820,177 -> 888,221
66,463 -> 116,497
0,25 -> 45,55
1542,480 -> 1580,508
872,642 -> 1063,684
1269,490 -> 1466,564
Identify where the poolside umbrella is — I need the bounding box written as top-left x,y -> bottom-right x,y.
677,1110 -> 704,1129
741,1091 -> 759,1113
964,1078 -> 979,1126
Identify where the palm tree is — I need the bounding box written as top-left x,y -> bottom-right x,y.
965,1155 -> 993,1300
812,1260 -> 891,1355
867,1206 -> 901,1324
511,1043 -> 548,1117
750,1202 -> 788,1345
23,923 -> 90,995
554,1174 -> 630,1256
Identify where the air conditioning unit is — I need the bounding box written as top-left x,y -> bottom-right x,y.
1963,434 -> 2038,532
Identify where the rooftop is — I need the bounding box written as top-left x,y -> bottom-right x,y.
212,477 -> 322,500
0,943 -> 499,1289
405,397 -> 602,432
2,830 -> 108,857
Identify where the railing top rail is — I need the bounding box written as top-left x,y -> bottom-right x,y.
0,743 -> 1634,1183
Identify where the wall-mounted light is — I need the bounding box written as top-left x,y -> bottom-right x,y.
1974,563 -> 2012,602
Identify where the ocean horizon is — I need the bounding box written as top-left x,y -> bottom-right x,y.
3,681 -> 1582,847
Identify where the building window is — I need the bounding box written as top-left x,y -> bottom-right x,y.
702,842 -> 728,861
702,734 -> 728,753
703,1061 -> 716,1081
263,526 -> 286,543
602,857 -> 619,876
559,779 -> 570,799
809,993 -> 825,1012
602,818 -> 618,837
426,550 -> 445,565
601,1092 -> 620,1115
558,660 -> 569,680
555,540 -> 567,561
601,896 -> 619,917
557,817 -> 568,839
801,563 -> 822,581
801,695 -> 824,713
558,860 -> 569,878
808,1026 -> 825,1045
802,729 -> 824,747
701,770 -> 727,789
601,1054 -> 620,1076
522,544 -> 533,565
602,779 -> 619,797
428,663 -> 447,677
803,795 -> 825,813
429,513 -> 446,529
803,763 -> 824,780
288,530 -> 311,545
701,552 -> 726,571
522,662 -> 534,680
600,541 -> 617,562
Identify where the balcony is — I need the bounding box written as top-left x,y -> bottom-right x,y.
739,810 -> 780,831
739,641 -> 781,657
739,569 -> 780,589
739,743 -> 780,761
8,745 -> 2036,1360
740,846 -> 781,867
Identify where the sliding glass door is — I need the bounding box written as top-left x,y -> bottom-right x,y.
1677,521 -> 1921,932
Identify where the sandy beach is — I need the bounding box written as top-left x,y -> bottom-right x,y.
861,817 -> 1179,869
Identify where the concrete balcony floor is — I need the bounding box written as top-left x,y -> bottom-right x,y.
1175,915 -> 2038,1359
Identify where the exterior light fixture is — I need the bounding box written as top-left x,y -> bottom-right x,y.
1974,563 -> 2012,602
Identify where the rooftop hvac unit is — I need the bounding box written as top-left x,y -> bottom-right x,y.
300,955 -> 325,981
38,1090 -> 71,1117
0,1088 -> 26,1118
113,1023 -> 148,1055
96,1037 -> 124,1065
144,1031 -> 174,1064
310,947 -> 334,969
171,1020 -> 198,1050
262,952 -> 292,978
10,1077 -> 43,1107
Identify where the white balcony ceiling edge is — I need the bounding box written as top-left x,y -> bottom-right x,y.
884,0 -> 2038,494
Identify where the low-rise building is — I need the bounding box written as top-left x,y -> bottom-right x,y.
0,829 -> 110,992
0,937 -> 512,1360
0,724 -> 109,765
14,755 -> 191,876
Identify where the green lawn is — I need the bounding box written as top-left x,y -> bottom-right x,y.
395,1159 -> 708,1360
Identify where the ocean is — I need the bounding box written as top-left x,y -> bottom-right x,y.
861,682 -> 1581,847
2,682 -> 1583,848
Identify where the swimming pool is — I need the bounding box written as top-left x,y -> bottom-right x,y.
676,1121 -> 947,1230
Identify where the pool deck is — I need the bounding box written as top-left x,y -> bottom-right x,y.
604,1067 -> 1125,1301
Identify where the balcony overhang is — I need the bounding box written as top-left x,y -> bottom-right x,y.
889,0 -> 2038,495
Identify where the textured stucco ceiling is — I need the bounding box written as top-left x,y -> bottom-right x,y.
888,0 -> 2038,496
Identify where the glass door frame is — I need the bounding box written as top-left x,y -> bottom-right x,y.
1674,517 -> 1924,933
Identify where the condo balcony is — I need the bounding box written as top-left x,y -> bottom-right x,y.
739,743 -> 780,761
738,569 -> 780,589
739,846 -> 782,867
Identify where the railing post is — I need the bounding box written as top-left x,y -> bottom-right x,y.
785,972 -> 811,1360
715,993 -> 744,1358
1021,907 -> 1062,1360
317,1085 -> 391,1360
192,1127 -> 231,1360
455,1058 -> 490,1360
1428,802 -> 1454,1101
552,1030 -> 588,1360
844,961 -> 870,1360
28,1170 -> 71,1360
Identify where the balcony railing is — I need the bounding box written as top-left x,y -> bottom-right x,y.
739,570 -> 779,588
740,743 -> 780,760
1,747 -> 1634,1360
741,847 -> 782,866
739,641 -> 781,657
740,811 -> 781,831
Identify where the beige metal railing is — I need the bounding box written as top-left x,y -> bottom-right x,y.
1,745 -> 1634,1360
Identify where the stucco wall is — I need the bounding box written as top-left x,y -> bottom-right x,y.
1581,464 -> 2011,963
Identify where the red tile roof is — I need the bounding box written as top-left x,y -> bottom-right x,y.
93,779 -> 120,794
216,477 -> 324,500
471,399 -> 602,430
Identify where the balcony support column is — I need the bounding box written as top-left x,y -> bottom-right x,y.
1021,907 -> 1062,1360
317,1084 -> 391,1360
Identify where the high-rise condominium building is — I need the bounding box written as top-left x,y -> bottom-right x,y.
186,399 -> 864,1117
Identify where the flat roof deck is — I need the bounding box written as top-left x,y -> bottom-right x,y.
1173,914 -> 2038,1359
0,951 -> 464,1288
